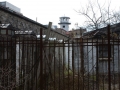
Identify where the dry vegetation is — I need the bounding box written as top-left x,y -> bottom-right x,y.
44,69 -> 120,90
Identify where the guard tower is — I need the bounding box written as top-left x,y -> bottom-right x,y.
58,16 -> 71,31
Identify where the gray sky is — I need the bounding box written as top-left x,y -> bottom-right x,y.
0,0 -> 120,30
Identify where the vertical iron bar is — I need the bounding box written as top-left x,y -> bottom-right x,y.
31,38 -> 34,90
27,40 -> 29,90
113,35 -> 115,89
59,44 -> 60,90
44,42 -> 46,90
72,41 -> 74,90
54,40 -> 56,90
3,37 -> 5,87
7,37 -> 8,87
22,37 -> 24,90
63,40 -> 65,90
24,38 -> 27,90
40,28 -> 43,90
25,38 -> 30,90
14,36 -> 16,90
80,37 -> 84,90
18,39 -> 20,90
49,40 -> 51,90
78,39 -> 80,90
107,24 -> 111,90
87,38 -> 89,90
118,36 -> 120,89
35,38 -> 37,90
96,38 -> 99,90
101,37 -> 104,90
92,38 -> 94,90
10,36 -> 12,89
68,40 -> 70,90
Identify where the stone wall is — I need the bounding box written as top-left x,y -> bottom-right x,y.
0,7 -> 69,40
0,9 -> 46,35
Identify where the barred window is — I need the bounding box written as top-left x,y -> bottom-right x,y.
98,44 -> 112,60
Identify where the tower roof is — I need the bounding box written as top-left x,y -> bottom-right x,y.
58,22 -> 71,24
59,17 -> 70,19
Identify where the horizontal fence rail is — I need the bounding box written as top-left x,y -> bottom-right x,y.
0,29 -> 120,90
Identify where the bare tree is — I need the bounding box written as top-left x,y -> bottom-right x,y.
110,10 -> 120,24
77,0 -> 120,30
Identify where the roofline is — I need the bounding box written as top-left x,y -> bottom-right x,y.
0,6 -> 47,29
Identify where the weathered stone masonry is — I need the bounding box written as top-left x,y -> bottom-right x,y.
0,7 -> 47,35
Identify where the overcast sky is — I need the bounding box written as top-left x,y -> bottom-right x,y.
0,0 -> 120,30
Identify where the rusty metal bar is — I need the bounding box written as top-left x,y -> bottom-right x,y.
101,37 -> 104,90
40,28 -> 43,90
18,36 -> 21,89
77,38 -> 80,90
34,36 -> 37,90
72,41 -> 74,90
112,35 -> 115,90
53,40 -> 56,90
96,38 -> 99,90
58,44 -> 60,90
117,37 -> 120,89
13,37 -> 16,89
31,38 -> 34,90
91,38 -> 94,90
80,37 -> 84,90
3,37 -> 4,87
63,40 -> 65,90
87,37 -> 90,90
68,40 -> 70,90
107,24 -> 111,90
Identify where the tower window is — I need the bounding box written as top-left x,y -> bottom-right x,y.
63,26 -> 65,28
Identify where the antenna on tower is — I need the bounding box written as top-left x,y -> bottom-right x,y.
36,17 -> 37,22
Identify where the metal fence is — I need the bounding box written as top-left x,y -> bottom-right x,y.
0,27 -> 120,90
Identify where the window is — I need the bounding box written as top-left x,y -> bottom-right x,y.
98,44 -> 112,60
63,26 -> 65,28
